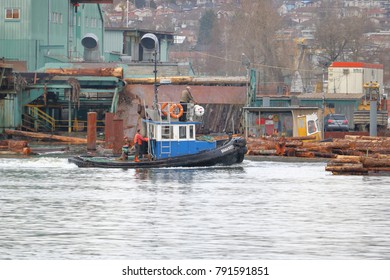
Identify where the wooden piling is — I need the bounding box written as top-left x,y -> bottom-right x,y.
87,112 -> 97,150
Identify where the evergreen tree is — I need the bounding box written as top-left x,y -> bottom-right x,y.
135,0 -> 146,8
197,10 -> 217,46
150,0 -> 157,9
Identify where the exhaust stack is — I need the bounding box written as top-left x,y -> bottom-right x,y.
81,33 -> 101,62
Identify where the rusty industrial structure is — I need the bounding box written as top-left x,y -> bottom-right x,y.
0,1 -> 247,142
2,1 -> 390,170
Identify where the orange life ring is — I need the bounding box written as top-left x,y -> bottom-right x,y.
169,103 -> 184,119
161,103 -> 169,116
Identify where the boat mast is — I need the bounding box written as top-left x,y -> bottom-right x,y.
140,33 -> 159,109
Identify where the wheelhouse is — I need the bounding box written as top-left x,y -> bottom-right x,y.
144,120 -> 216,159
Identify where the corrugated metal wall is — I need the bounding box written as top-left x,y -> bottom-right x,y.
0,0 -> 32,39
0,97 -> 19,132
0,1 -> 104,70
31,1 -> 67,61
104,30 -> 123,55
0,39 -> 42,70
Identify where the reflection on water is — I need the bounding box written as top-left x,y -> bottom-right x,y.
1,157 -> 390,260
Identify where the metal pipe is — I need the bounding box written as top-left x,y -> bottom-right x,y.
68,96 -> 72,133
153,49 -> 158,108
126,0 -> 129,27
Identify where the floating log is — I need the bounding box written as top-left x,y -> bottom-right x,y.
289,135 -> 318,141
331,149 -> 364,156
124,76 -> 247,85
371,154 -> 390,159
247,149 -> 277,156
4,129 -> 103,144
303,141 -> 352,150
45,67 -> 123,78
362,157 -> 390,168
285,140 -> 303,147
325,163 -> 365,172
312,152 -> 337,158
368,167 -> 390,172
295,151 -> 315,158
331,155 -> 362,163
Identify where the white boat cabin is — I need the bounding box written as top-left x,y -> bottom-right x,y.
144,120 -> 216,160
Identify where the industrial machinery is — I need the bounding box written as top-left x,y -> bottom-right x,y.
297,113 -> 322,141
353,81 -> 388,132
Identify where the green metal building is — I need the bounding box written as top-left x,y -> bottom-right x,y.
1,1 -> 111,134
1,1 -> 241,136
0,0 -> 105,71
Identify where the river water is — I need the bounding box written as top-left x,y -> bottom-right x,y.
1,155 -> 390,260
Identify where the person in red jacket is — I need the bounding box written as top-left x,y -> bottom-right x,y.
133,129 -> 148,162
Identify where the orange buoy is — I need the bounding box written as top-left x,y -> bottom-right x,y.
161,103 -> 169,116
169,104 -> 184,119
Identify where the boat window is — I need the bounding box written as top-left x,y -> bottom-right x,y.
307,120 -> 317,134
179,126 -> 187,139
161,125 -> 172,139
189,125 -> 194,139
148,124 -> 155,139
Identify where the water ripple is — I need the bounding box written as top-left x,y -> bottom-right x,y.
1,157 -> 390,259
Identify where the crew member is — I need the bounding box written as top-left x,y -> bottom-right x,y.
133,129 -> 148,162
119,136 -> 131,160
179,86 -> 196,122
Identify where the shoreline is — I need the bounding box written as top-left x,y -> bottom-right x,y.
245,155 -> 330,163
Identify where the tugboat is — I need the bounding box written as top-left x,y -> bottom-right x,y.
68,33 -> 247,169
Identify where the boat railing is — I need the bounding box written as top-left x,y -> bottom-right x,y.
145,101 -> 196,124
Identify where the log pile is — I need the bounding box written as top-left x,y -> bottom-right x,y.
326,154 -> 390,175
0,140 -> 31,155
246,135 -> 390,175
246,135 -> 343,159
247,135 -> 390,159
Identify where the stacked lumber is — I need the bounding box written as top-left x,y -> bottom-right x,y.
246,135 -> 390,159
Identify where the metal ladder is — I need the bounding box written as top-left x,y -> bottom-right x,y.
158,102 -> 172,157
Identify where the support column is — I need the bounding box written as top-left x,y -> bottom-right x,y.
370,100 -> 377,137
87,112 -> 97,150
68,98 -> 72,133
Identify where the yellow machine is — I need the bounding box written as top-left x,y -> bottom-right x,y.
354,81 -> 388,131
358,81 -> 381,111
297,114 -> 321,141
